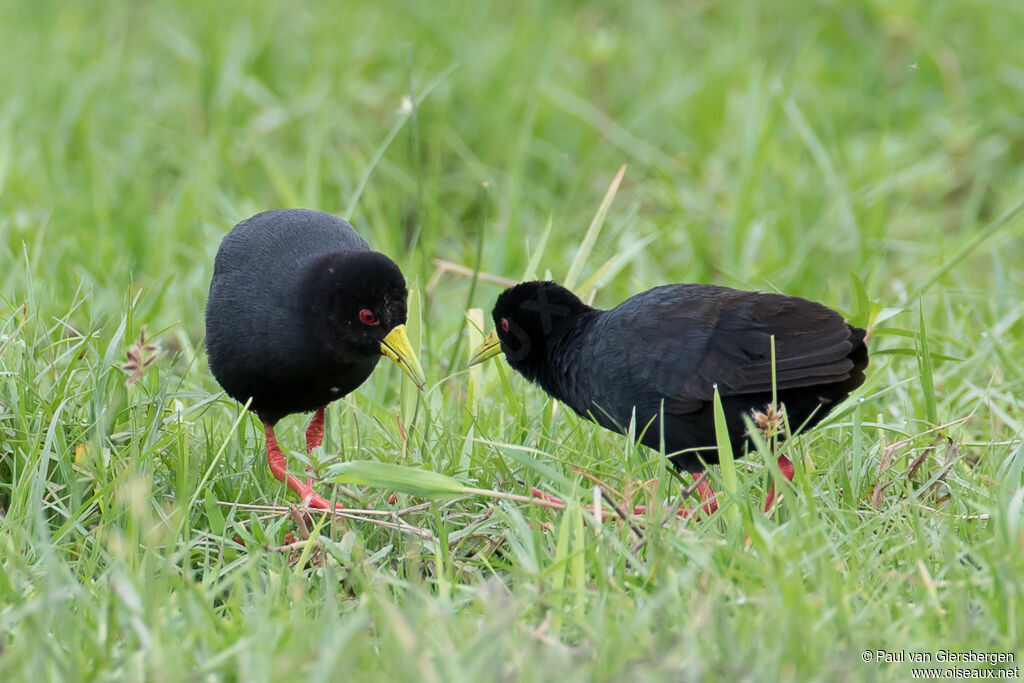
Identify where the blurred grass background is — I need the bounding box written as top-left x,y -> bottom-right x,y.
1,0 -> 1023,680
5,0 -> 1023,326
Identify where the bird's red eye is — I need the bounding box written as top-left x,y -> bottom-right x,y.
500,317 -> 510,332
359,309 -> 379,326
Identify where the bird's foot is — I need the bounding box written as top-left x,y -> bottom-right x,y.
265,422 -> 344,510
529,487 -> 564,506
529,487 -> 702,519
530,459 -> 792,522
298,488 -> 344,510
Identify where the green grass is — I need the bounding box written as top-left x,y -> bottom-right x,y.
2,0 -> 1024,679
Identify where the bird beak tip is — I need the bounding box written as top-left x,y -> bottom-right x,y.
468,330 -> 503,367
380,324 -> 427,391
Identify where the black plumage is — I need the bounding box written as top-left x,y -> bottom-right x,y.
472,281 -> 868,474
205,209 -> 424,508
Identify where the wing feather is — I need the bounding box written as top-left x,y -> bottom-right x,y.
572,285 -> 866,426
672,292 -> 862,404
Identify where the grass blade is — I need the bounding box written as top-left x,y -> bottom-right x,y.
916,305 -> 938,426
329,461 -> 468,498
575,231 -> 658,297
344,63 -> 459,218
466,308 -> 485,414
522,216 -> 553,281
908,195 -> 1024,299
712,386 -> 741,530
564,165 -> 626,291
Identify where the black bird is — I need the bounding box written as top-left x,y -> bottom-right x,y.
206,209 -> 425,509
469,280 -> 868,512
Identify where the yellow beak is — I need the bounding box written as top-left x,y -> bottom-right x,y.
467,330 -> 503,367
380,325 -> 426,390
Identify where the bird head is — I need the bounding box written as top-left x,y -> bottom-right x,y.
469,280 -> 592,381
306,251 -> 425,389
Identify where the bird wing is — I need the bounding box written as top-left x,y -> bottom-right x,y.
671,290 -> 859,409
584,285 -> 861,418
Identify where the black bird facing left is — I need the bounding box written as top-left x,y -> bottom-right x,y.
470,280 -> 868,513
206,209 -> 425,509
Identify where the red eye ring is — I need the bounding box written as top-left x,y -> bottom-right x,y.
359,309 -> 379,326
500,317 -> 510,332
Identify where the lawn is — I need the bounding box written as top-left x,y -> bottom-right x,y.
2,0 -> 1024,680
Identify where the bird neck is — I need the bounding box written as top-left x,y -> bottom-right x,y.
532,311 -> 600,404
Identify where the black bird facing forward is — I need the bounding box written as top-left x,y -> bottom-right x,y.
206,209 -> 425,509
470,280 -> 868,512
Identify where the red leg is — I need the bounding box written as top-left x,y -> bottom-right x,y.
691,471 -> 719,516
305,407 -> 326,452
531,487 -> 700,518
530,487 -> 564,505
265,422 -> 342,510
763,455 -> 795,512
623,502 -> 699,518
531,457 -> 794,521
303,407 -> 326,486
